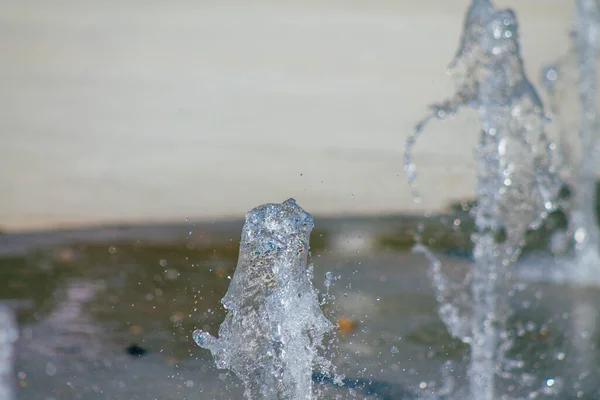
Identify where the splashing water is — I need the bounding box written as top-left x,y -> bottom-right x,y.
193,198 -> 334,400
0,305 -> 17,400
405,1 -> 563,399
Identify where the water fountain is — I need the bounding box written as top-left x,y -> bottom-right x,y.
405,0 -> 563,398
0,2 -> 598,400
0,305 -> 17,400
193,198 -> 335,400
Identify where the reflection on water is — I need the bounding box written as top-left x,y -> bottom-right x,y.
0,233 -> 241,399
23,280 -> 104,360
0,220 -> 599,398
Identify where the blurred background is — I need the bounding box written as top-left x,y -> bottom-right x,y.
1,0 -> 571,232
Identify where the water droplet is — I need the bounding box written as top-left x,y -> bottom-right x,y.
324,271 -> 333,288
45,363 -> 56,376
575,228 -> 587,243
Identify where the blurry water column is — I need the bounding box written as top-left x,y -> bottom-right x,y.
0,305 -> 18,400
568,0 -> 600,394
405,0 -> 563,399
571,0 -> 600,280
461,4 -> 563,396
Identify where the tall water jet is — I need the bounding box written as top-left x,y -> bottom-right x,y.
405,1 -> 563,398
193,198 -> 334,400
570,0 -> 600,281
0,305 -> 17,400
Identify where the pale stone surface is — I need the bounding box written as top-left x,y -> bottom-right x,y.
0,0 -> 571,231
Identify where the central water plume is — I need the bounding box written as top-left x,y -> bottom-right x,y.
405,0 -> 563,398
193,198 -> 334,400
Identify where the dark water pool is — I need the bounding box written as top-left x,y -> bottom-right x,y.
1,217 -> 599,399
